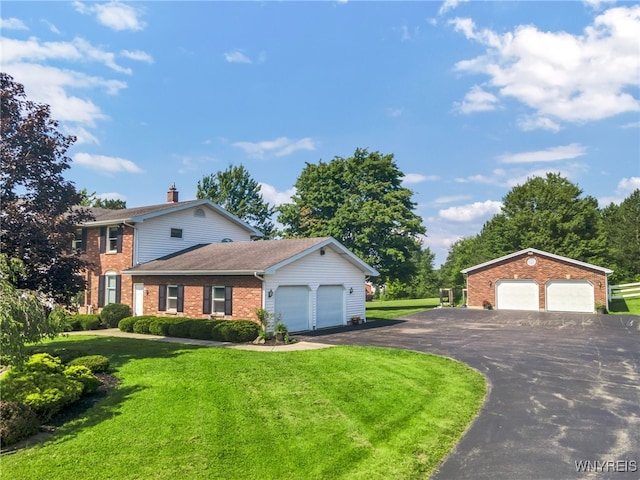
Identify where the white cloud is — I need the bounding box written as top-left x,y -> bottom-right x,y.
583,0 -> 616,10
73,153 -> 144,174
41,20 -> 61,35
438,200 -> 503,222
499,143 -> 587,164
454,85 -> 498,114
621,121 -> 640,129
618,176 -> 640,192
517,116 -> 562,132
258,183 -> 296,206
439,0 -> 470,16
224,50 -> 252,64
1,17 -> 28,30
121,49 -> 154,64
73,1 -> 146,31
233,137 -> 316,158
97,192 -> 127,201
451,5 -> 640,127
403,173 -> 440,184
62,125 -> 100,145
432,195 -> 471,205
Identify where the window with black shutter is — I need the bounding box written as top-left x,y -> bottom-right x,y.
158,285 -> 167,311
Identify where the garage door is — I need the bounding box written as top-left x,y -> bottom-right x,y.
274,286 -> 310,332
316,285 -> 344,329
496,280 -> 539,311
546,280 -> 594,313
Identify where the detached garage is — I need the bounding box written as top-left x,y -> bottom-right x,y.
461,248 -> 613,313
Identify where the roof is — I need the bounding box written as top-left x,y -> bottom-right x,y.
121,237 -> 379,276
78,199 -> 262,237
460,248 -> 613,275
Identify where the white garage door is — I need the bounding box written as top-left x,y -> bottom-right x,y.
316,285 -> 344,329
496,280 -> 539,311
274,286 -> 310,332
546,280 -> 594,313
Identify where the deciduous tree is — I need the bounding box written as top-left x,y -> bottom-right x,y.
601,189 -> 640,283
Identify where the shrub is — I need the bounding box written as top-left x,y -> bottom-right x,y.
118,316 -> 138,332
68,355 -> 110,373
100,303 -> 132,328
67,314 -> 101,331
0,401 -> 40,447
148,317 -> 183,336
167,319 -> 196,338
133,317 -> 154,334
189,320 -> 218,340
63,366 -> 101,394
212,320 -> 259,343
63,314 -> 83,332
1,354 -> 84,421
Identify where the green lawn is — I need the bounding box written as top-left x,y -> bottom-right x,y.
2,336 -> 486,480
609,296 -> 640,315
366,297 -> 440,320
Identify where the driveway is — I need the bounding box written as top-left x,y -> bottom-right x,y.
298,309 -> 640,480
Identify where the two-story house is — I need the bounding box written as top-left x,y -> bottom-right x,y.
76,185 -> 378,331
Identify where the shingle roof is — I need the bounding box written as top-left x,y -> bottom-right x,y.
122,237 -> 379,276
82,200 -> 203,223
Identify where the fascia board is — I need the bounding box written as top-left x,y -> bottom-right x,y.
121,270 -> 263,276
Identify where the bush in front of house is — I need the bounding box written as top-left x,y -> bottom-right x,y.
189,320 -> 220,340
118,316 -> 140,332
65,314 -> 101,331
68,355 -> 110,373
0,354 -> 84,421
132,317 -> 155,334
211,320 -> 259,343
167,319 -> 197,338
0,400 -> 40,447
100,303 -> 132,328
63,365 -> 101,394
148,317 -> 187,336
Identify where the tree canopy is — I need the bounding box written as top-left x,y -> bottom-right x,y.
1,73 -> 92,303
196,165 -> 275,238
78,188 -> 127,210
278,148 -> 426,284
601,189 -> 640,283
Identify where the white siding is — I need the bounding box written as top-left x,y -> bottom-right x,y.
264,245 -> 367,329
135,206 -> 253,264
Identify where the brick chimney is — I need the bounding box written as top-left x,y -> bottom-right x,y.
167,183 -> 179,203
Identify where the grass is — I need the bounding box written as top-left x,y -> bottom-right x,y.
2,336 -> 486,480
608,296 -> 640,315
366,297 -> 440,320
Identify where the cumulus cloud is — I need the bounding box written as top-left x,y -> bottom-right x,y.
233,137 -> 316,158
1,17 -> 28,30
73,1 -> 146,31
224,50 -> 252,64
451,5 -> 640,128
618,176 -> 640,192
97,192 -> 127,201
439,0 -> 470,16
258,183 -> 296,206
454,84 -> 499,113
499,143 -> 587,164
517,116 -> 562,132
121,49 -> 154,63
73,153 -> 144,174
438,200 -> 503,222
403,173 -> 439,184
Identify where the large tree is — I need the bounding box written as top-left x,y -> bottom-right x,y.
78,188 -> 127,209
196,165 -> 275,238
601,189 -> 640,283
1,73 -> 92,303
278,148 -> 426,284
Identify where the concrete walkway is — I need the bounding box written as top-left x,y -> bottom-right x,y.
65,328 -> 334,352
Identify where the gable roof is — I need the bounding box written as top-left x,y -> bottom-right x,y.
121,237 -> 379,276
78,199 -> 262,237
460,248 -> 613,275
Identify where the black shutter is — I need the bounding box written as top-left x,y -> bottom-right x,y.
98,275 -> 105,307
177,285 -> 184,313
81,228 -> 87,253
116,226 -> 123,253
224,286 -> 233,315
115,275 -> 122,303
99,227 -> 106,253
203,286 -> 211,314
158,285 -> 167,311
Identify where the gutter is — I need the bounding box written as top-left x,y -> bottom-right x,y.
121,270 -> 266,276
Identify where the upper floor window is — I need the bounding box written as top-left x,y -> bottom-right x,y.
170,228 -> 183,239
100,225 -> 123,254
72,228 -> 84,251
107,226 -> 119,253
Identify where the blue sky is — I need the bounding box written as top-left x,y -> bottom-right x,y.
2,1 -> 639,266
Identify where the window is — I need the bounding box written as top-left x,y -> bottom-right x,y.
203,285 -> 232,315
194,208 -> 205,218
106,273 -> 118,305
107,226 -> 119,253
213,287 -> 226,314
170,228 -> 183,239
167,285 -> 179,310
72,228 -> 84,251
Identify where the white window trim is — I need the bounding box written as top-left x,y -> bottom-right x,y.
212,286 -> 226,314
107,226 -> 119,254
72,228 -> 83,251
105,271 -> 117,306
167,285 -> 179,312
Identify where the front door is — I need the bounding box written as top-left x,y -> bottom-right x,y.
133,283 -> 144,316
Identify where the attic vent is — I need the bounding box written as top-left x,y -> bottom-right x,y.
221,238 -> 233,243
194,208 -> 205,217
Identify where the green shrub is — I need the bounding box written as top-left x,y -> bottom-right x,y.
1,354 -> 84,421
148,317 -> 183,336
68,355 -> 110,373
63,314 -> 83,332
100,303 -> 132,328
189,320 -> 218,340
0,401 -> 40,447
118,316 -> 138,332
68,314 -> 101,331
167,319 -> 196,338
64,366 -> 101,394
133,317 -> 154,334
212,320 -> 259,343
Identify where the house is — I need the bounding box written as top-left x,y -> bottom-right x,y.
460,248 -> 613,313
76,185 -> 378,331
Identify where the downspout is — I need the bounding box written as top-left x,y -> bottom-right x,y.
122,221 -> 137,265
254,272 -> 265,308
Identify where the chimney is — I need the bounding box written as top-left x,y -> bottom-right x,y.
167,183 -> 179,203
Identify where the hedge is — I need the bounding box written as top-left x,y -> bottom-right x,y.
212,320 -> 259,343
65,314 -> 101,331
68,355 -> 110,373
100,303 -> 132,328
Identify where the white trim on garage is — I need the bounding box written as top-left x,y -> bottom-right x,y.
546,280 -> 594,313
496,280 -> 539,311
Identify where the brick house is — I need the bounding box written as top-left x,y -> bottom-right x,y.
461,248 -> 613,313
76,186 -> 378,331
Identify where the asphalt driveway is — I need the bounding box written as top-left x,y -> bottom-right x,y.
298,309 -> 640,480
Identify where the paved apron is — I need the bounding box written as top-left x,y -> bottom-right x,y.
299,309 -> 640,480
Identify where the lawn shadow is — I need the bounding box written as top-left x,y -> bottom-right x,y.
609,298 -> 630,313
368,305 -> 438,312
299,319 -> 406,338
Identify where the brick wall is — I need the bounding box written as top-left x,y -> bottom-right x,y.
130,275 -> 262,322
467,253 -> 608,311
